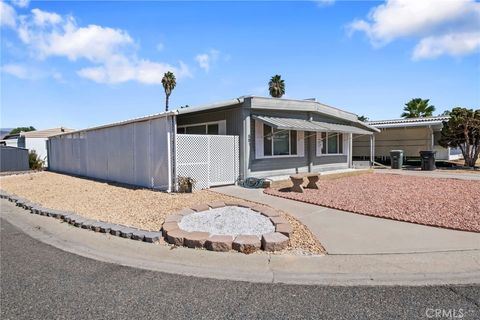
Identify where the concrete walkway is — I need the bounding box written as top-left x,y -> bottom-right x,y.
2,199 -> 479,286
213,186 -> 480,255
374,168 -> 480,180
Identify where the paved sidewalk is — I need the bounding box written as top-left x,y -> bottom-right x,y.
374,168 -> 480,180
213,186 -> 480,255
2,199 -> 479,286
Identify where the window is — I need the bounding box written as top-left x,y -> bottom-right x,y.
316,132 -> 343,155
263,124 -> 297,156
186,125 -> 206,134
177,121 -> 226,135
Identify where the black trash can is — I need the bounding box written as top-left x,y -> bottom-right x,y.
419,151 -> 436,171
389,150 -> 404,169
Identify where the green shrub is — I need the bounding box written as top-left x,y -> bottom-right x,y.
29,150 -> 44,170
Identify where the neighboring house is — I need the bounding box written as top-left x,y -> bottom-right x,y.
0,127 -> 75,166
48,96 -> 378,191
352,116 -> 461,161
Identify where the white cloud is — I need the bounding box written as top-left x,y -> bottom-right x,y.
412,31 -> 480,60
31,8 -> 62,26
11,0 -> 30,8
195,49 -> 220,72
0,1 -> 17,28
78,59 -> 191,84
348,0 -> 480,59
314,0 -> 335,7
1,63 -> 28,79
4,6 -> 192,84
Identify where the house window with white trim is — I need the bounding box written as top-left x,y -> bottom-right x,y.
255,120 -> 304,158
316,132 -> 343,155
263,124 -> 297,156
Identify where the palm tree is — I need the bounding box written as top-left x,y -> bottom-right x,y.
401,98 -> 436,118
268,75 -> 285,98
161,71 -> 176,111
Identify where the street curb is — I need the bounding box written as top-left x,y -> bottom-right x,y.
2,196 -> 480,286
0,190 -> 162,244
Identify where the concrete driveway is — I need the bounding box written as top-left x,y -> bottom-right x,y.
213,186 -> 480,255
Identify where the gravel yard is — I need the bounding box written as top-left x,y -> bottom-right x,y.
265,173 -> 480,233
0,172 -> 324,254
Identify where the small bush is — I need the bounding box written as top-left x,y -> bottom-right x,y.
29,150 -> 44,170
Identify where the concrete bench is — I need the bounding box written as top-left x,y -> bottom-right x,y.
289,173 -> 320,193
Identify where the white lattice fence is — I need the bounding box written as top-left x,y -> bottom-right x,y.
175,134 -> 239,190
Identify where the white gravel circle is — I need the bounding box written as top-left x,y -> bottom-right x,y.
178,206 -> 275,237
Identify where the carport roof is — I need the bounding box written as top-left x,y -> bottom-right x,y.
252,115 -> 374,135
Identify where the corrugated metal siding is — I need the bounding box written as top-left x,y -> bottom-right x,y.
352,127 -> 437,158
0,147 -> 29,172
48,116 -> 173,190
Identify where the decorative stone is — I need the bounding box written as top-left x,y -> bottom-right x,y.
161,221 -> 179,237
183,231 -> 209,248
208,201 -> 226,209
275,223 -> 293,237
261,232 -> 289,252
190,203 -> 210,212
109,226 -> 123,236
120,227 -> 135,239
143,231 -> 162,243
173,208 -> 195,216
166,229 -> 190,246
223,201 -> 250,208
131,230 -> 146,241
250,204 -> 267,212
270,216 -> 288,225
232,235 -> 261,253
99,223 -> 114,234
259,208 -> 281,218
205,235 -> 233,252
164,215 -> 183,223
90,221 -> 103,232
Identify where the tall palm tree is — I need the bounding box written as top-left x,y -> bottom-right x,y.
401,98 -> 436,118
268,75 -> 285,98
161,71 -> 176,111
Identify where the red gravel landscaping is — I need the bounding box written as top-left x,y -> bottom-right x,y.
264,173 -> 480,233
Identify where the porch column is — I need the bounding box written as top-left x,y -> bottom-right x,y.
348,133 -> 353,168
307,113 -> 313,172
369,135 -> 375,167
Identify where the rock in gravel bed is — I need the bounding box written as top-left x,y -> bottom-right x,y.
205,235 -> 233,252
265,173 -> 480,233
232,235 -> 261,253
184,231 -> 210,248
261,233 -> 289,252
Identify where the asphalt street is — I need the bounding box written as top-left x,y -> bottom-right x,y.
1,218 -> 479,320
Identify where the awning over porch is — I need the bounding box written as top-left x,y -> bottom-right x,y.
252,115 -> 374,135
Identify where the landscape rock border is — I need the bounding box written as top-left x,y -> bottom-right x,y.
0,190 -> 163,244
0,190 -> 292,254
162,201 -> 291,253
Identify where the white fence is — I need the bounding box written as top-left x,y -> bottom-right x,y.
175,134 -> 239,190
48,116 -> 174,190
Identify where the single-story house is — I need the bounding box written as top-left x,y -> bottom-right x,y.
48,96 -> 378,191
1,127 -> 75,166
352,116 -> 461,162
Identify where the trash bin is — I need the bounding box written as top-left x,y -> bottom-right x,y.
420,151 -> 436,171
389,150 -> 404,169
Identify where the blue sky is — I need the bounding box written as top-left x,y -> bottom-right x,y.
1,0 -> 479,130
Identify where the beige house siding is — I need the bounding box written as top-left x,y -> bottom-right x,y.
353,127 -> 433,158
